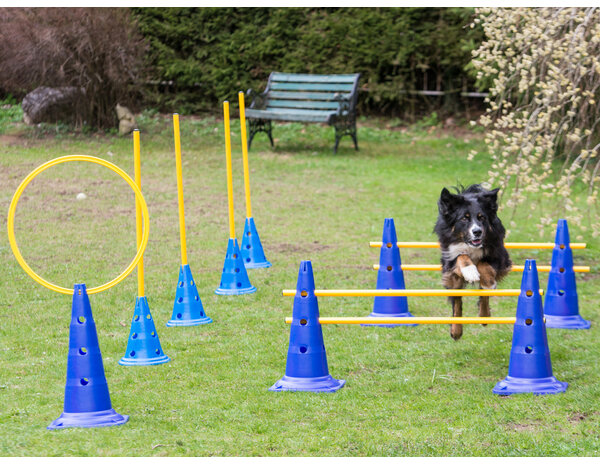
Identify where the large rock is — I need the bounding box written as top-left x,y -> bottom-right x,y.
22,86 -> 85,125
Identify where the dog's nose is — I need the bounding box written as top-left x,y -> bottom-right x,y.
472,227 -> 482,238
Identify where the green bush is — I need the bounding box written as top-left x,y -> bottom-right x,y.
133,7 -> 483,118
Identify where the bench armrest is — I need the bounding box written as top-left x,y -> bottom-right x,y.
246,88 -> 268,110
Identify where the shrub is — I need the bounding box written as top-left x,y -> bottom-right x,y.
0,8 -> 147,129
132,7 -> 483,118
470,7 -> 600,237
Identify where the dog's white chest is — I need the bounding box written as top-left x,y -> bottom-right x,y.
443,243 -> 484,263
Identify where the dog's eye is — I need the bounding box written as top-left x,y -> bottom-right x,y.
462,214 -> 470,221
478,214 -> 484,221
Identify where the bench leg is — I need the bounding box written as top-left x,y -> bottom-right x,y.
248,119 -> 274,150
333,119 -> 358,154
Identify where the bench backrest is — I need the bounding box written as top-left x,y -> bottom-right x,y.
262,72 -> 360,113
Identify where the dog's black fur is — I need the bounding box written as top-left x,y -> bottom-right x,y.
434,184 -> 512,340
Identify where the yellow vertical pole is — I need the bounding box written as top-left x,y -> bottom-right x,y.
173,113 -> 188,265
223,101 -> 236,240
133,129 -> 145,297
238,91 -> 252,219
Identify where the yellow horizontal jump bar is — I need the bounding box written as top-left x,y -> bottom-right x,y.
282,289 -> 543,297
369,241 -> 587,249
284,316 -> 517,325
372,264 -> 590,273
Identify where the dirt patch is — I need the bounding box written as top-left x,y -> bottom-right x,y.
506,422 -> 540,432
271,241 -> 332,255
568,412 -> 588,423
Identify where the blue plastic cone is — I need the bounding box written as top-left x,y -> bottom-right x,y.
120,297 -> 170,366
241,217 -> 272,269
48,284 -> 129,430
215,238 -> 257,295
364,218 -> 416,326
544,219 -> 590,329
167,264 -> 212,327
270,260 -> 345,392
493,260 -> 567,395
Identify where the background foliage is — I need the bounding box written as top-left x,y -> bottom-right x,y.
0,8 -> 147,128
133,7 -> 483,118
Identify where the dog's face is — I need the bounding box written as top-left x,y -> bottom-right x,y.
437,186 -> 499,248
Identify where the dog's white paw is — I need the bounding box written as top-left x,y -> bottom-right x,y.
461,264 -> 480,283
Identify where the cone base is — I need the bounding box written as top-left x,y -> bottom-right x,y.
493,375 -> 568,396
215,286 -> 257,296
543,313 -> 591,330
269,374 -> 346,393
244,260 -> 272,269
361,311 -> 418,327
47,408 -> 129,430
118,354 -> 171,366
166,316 -> 213,327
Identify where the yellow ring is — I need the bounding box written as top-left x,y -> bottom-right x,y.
7,155 -> 150,295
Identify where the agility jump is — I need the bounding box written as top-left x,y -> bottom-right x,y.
270,259 -> 567,396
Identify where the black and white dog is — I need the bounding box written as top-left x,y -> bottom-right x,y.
434,184 -> 512,340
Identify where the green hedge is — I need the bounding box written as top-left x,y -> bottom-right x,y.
133,7 -> 482,117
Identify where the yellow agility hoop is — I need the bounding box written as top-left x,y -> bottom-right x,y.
7,155 -> 150,295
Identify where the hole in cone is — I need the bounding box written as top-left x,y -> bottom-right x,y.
300,318 -> 308,325
132,333 -> 138,339
559,244 -> 565,249
146,315 -> 151,320
386,266 -> 392,271
190,280 -> 194,286
195,296 -> 199,301
179,281 -> 184,287
525,318 -> 533,326
77,316 -> 86,324
233,254 -> 238,259
301,291 -> 308,297
79,347 -> 88,355
178,297 -> 183,303
155,349 -> 161,355
299,346 -> 307,353
235,268 -> 240,273
525,346 -> 533,354
246,258 -> 250,262
247,231 -> 251,236
386,242 -> 392,248
80,378 -> 89,385
176,313 -> 182,319
129,351 -> 136,357
526,290 -> 533,297
558,290 -> 565,296
559,267 -> 565,273
246,245 -> 251,249
237,282 -> 242,288
151,332 -> 156,337
134,316 -> 140,321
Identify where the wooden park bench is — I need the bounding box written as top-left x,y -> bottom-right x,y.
245,72 -> 360,153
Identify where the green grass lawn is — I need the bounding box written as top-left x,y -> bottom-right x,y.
0,114 -> 599,456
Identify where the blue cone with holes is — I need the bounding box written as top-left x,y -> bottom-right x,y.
215,238 -> 256,295
544,219 -> 590,329
269,260 -> 345,393
120,297 -> 170,366
241,217 -> 271,269
48,284 -> 129,430
493,260 -> 567,395
167,264 -> 212,326
365,218 -> 416,326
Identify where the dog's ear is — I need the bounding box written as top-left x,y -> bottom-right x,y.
438,187 -> 459,216
481,188 -> 500,214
